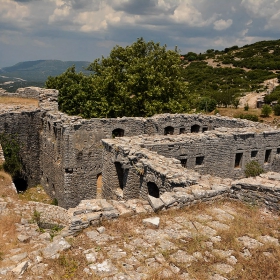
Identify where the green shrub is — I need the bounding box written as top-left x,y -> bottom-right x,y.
51,198 -> 58,206
244,103 -> 249,111
244,161 -> 264,177
0,133 -> 22,179
273,104 -> 280,116
235,113 -> 259,122
261,104 -> 272,117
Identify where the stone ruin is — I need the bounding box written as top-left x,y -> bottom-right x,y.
0,87 -> 280,221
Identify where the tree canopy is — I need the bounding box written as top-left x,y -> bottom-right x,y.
45,38 -> 190,118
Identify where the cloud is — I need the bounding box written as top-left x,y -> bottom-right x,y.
213,19 -> 233,30
0,0 -> 29,22
1,0 -> 280,68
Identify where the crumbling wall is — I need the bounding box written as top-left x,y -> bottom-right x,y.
1,86 -> 278,209
0,108 -> 42,187
0,87 -> 41,99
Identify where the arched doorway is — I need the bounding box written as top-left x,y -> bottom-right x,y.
96,173 -> 102,198
147,182 -> 159,198
112,128 -> 124,138
164,126 -> 174,135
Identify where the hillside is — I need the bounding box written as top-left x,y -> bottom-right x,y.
0,60 -> 90,92
182,39 -> 280,109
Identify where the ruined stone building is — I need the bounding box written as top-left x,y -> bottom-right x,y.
1,87 -> 280,209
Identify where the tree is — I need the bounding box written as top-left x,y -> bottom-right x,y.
197,97 -> 217,112
46,38 -> 190,118
261,104 -> 272,117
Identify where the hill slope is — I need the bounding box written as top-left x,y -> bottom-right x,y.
181,39 -> 280,109
0,60 -> 90,92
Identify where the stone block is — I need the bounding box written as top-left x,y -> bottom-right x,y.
142,217 -> 160,228
147,195 -> 165,211
160,192 -> 177,207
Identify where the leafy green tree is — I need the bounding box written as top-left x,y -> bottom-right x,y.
197,97 -> 217,112
46,38 -> 190,118
261,104 -> 272,117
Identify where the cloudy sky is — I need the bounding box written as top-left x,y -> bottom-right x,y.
0,0 -> 280,68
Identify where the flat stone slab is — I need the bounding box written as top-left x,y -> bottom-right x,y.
41,237 -> 71,259
148,195 -> 165,211
143,217 -> 160,228
160,192 -> 177,207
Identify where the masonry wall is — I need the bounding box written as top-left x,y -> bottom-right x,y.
1,87 -> 277,209
0,109 -> 42,187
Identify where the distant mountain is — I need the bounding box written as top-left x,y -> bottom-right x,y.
0,60 -> 91,92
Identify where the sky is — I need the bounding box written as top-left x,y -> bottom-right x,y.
0,0 -> 280,68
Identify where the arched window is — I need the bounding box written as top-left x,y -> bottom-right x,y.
191,124 -> 200,133
112,128 -> 124,138
147,182 -> 159,198
164,126 -> 174,135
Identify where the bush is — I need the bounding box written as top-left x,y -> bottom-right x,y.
261,104 -> 272,117
244,161 -> 264,177
273,104 -> 280,116
244,103 -> 249,111
235,113 -> 259,122
0,133 -> 22,179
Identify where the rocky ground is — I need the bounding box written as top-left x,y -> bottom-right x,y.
1,170 -> 280,279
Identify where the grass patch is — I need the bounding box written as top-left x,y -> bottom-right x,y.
18,185 -> 53,204
0,96 -> 38,106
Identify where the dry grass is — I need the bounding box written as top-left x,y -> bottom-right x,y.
0,170 -> 17,199
0,96 -> 38,106
18,185 -> 53,204
213,107 -> 280,126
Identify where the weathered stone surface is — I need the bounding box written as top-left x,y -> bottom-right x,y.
142,217 -> 160,228
89,260 -> 118,277
41,237 -> 71,259
17,234 -> 31,243
12,261 -> 29,275
147,196 -> 165,211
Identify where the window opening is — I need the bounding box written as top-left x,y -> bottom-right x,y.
179,127 -> 185,134
251,151 -> 258,158
96,173 -> 102,198
191,125 -> 200,133
196,156 -> 204,165
265,149 -> 272,163
180,159 -> 187,168
112,128 -> 124,138
114,162 -> 124,189
164,126 -> 174,135
235,153 -> 243,168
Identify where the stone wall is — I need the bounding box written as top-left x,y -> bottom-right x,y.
101,126 -> 280,201
1,87 -> 279,209
0,87 -> 41,99
0,108 -> 42,187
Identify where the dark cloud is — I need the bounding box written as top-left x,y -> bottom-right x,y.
113,0 -> 175,15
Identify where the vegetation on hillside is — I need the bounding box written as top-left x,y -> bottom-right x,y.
45,38 -> 280,118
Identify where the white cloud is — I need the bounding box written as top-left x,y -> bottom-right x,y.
213,19 -> 233,31
171,2 -> 217,27
0,0 -> 29,22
